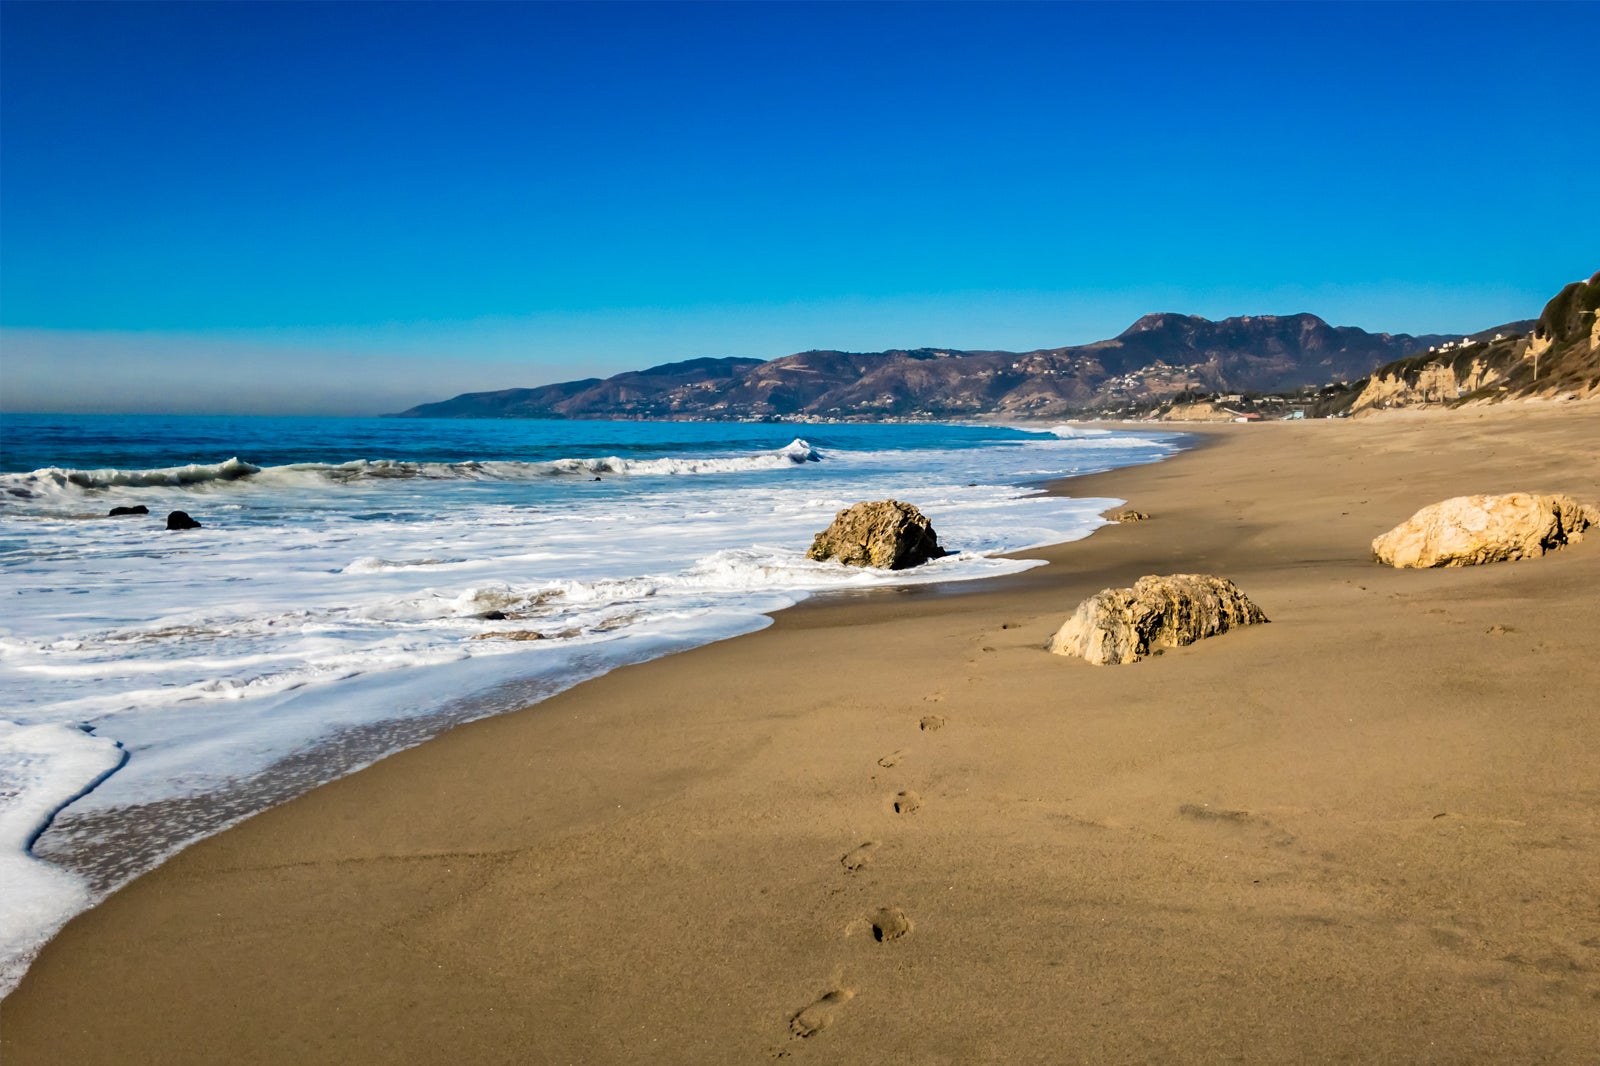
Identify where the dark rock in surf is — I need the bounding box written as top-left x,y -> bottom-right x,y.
807,499 -> 946,570
109,505 -> 150,517
166,511 -> 202,531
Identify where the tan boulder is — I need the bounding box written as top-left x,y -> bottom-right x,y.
1371,493 -> 1598,568
807,499 -> 945,570
1048,574 -> 1269,665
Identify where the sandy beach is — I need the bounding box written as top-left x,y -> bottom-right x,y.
4,404 -> 1598,1064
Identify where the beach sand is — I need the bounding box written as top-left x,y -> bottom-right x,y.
4,405 -> 1599,1064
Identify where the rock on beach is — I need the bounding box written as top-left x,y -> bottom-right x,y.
1372,493 -> 1598,568
1049,573 -> 1268,665
807,499 -> 946,570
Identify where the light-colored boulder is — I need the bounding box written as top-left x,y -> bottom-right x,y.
807,499 -> 945,570
1048,574 -> 1268,665
1372,493 -> 1598,568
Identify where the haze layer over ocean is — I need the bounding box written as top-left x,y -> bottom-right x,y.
0,414 -> 1179,993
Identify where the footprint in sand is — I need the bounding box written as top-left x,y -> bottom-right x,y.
1177,803 -> 1250,823
919,715 -> 945,732
867,906 -> 913,942
892,790 -> 921,814
1178,803 -> 1295,847
789,988 -> 855,1038
840,841 -> 878,874
877,750 -> 905,768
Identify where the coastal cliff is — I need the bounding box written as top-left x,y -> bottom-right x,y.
1349,272 -> 1599,414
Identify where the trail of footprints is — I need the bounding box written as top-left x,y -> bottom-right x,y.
779,640 -> 1308,1050
786,704 -> 940,1046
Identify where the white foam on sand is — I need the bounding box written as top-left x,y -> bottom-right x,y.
0,722 -> 125,996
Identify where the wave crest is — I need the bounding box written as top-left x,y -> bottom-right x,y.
1,440 -> 822,499
6,457 -> 261,494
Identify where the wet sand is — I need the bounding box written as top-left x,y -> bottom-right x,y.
4,404 -> 1599,1064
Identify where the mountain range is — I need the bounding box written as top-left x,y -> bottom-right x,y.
394,312 -> 1527,421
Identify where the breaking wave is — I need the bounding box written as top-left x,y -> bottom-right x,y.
1,439 -> 822,499
6,457 -> 262,493
1045,424 -> 1113,439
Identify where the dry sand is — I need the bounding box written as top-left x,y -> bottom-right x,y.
4,404 -> 1599,1064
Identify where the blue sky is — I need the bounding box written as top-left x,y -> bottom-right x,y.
2,1 -> 1595,415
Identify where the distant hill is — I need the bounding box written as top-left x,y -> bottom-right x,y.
393,314 -> 1476,421
1346,272 -> 1597,415
399,357 -> 765,419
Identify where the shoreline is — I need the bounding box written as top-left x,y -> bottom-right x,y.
5,405 -> 1599,1062
0,412 -> 1164,985
1,423 -> 1177,989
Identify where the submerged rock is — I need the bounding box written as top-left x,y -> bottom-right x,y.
1372,493 -> 1598,568
165,511 -> 202,531
807,499 -> 946,570
1048,573 -> 1268,665
108,505 -> 150,516
471,630 -> 545,641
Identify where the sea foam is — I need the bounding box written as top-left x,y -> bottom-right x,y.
0,722 -> 125,996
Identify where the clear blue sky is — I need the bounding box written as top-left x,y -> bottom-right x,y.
2,1 -> 1595,414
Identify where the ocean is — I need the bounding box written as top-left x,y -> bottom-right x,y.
0,413 -> 1182,994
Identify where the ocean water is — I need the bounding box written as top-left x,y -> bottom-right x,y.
0,413 -> 1182,995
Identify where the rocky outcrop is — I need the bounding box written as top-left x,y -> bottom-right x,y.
807,500 -> 945,570
165,511 -> 201,530
1372,493 -> 1598,568
1048,574 -> 1268,665
1349,342 -> 1523,414
1159,401 -> 1238,423
108,505 -> 149,516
